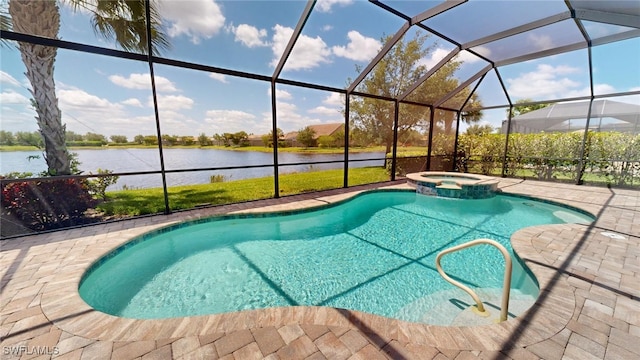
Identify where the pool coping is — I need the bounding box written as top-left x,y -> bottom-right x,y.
37,181 -> 600,351
405,171 -> 498,187
406,171 -> 500,199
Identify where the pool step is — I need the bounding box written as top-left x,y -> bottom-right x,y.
394,288 -> 536,326
450,293 -> 536,326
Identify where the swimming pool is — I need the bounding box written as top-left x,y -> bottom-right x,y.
79,190 -> 593,324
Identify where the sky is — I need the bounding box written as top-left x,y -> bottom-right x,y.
1,0 -> 639,140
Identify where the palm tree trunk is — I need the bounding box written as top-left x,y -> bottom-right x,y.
9,0 -> 70,175
442,111 -> 455,135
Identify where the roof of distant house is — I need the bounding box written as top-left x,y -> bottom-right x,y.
309,123 -> 344,137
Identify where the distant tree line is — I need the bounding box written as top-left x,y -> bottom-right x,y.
0,127 -> 426,149
0,130 -> 206,147
1,130 -> 122,147
0,130 -> 43,147
211,132 -> 249,147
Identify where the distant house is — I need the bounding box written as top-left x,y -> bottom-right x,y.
309,123 -> 344,138
252,123 -> 345,147
283,131 -> 298,147
289,123 -> 345,147
247,134 -> 264,146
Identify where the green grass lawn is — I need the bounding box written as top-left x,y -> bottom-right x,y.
97,167 -> 389,216
0,145 -> 42,151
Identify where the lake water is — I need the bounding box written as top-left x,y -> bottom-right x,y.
1,148 -> 386,190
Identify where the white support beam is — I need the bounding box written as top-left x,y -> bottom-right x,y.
272,0 -> 316,80
495,41 -> 586,68
347,22 -> 411,93
591,28 -> 640,46
433,64 -> 492,108
462,11 -> 572,49
411,0 -> 467,24
574,9 -> 640,29
398,48 -> 461,101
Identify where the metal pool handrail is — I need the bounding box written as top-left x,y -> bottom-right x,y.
435,238 -> 513,323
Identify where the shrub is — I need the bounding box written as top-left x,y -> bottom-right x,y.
317,135 -> 335,148
1,172 -> 34,179
586,132 -> 640,186
210,174 -> 227,183
1,178 -> 96,230
458,134 -> 504,175
297,127 -> 317,148
87,169 -> 120,201
385,151 -> 427,175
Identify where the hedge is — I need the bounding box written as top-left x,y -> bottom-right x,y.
458,131 -> 639,186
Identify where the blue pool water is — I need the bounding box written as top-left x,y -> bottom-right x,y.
79,190 -> 593,321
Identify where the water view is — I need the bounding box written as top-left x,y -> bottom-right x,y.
1,148 -> 386,190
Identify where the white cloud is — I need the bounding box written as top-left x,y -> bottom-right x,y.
206,109 -> 255,122
417,48 -> 451,70
158,0 -> 225,44
456,48 -> 489,64
316,0 -> 353,13
122,98 -> 143,107
593,84 -> 616,94
528,33 -> 554,51
506,64 -> 582,99
271,25 -> 332,70
277,89 -> 292,100
322,25 -> 333,32
267,87 -> 293,100
564,83 -> 617,98
332,31 -> 381,62
0,90 -> 30,104
593,84 -> 617,95
564,87 -> 593,98
262,101 -> 323,132
105,115 -> 158,136
209,73 -> 228,83
0,107 -> 39,133
18,84 -> 191,138
55,87 -> 138,136
308,105 -> 341,116
232,24 -> 268,48
322,92 -> 345,107
417,47 -> 489,70
58,88 -> 119,110
1,71 -> 22,87
470,46 -> 491,59
157,110 -> 200,132
153,95 -> 194,111
109,73 -> 178,92
91,115 -> 147,133
204,109 -> 261,133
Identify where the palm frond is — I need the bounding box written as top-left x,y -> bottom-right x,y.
73,0 -> 169,55
1,7 -> 13,48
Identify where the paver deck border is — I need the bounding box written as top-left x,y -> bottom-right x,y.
2,178 -> 638,359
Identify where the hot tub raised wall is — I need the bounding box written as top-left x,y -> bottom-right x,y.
406,172 -> 499,199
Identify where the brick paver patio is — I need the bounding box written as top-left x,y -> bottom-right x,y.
1,178 -> 638,359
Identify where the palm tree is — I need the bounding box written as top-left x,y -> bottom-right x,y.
507,98 -> 552,118
7,0 -> 168,175
1,8 -> 11,46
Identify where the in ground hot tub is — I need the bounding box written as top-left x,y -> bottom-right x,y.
406,172 -> 499,199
